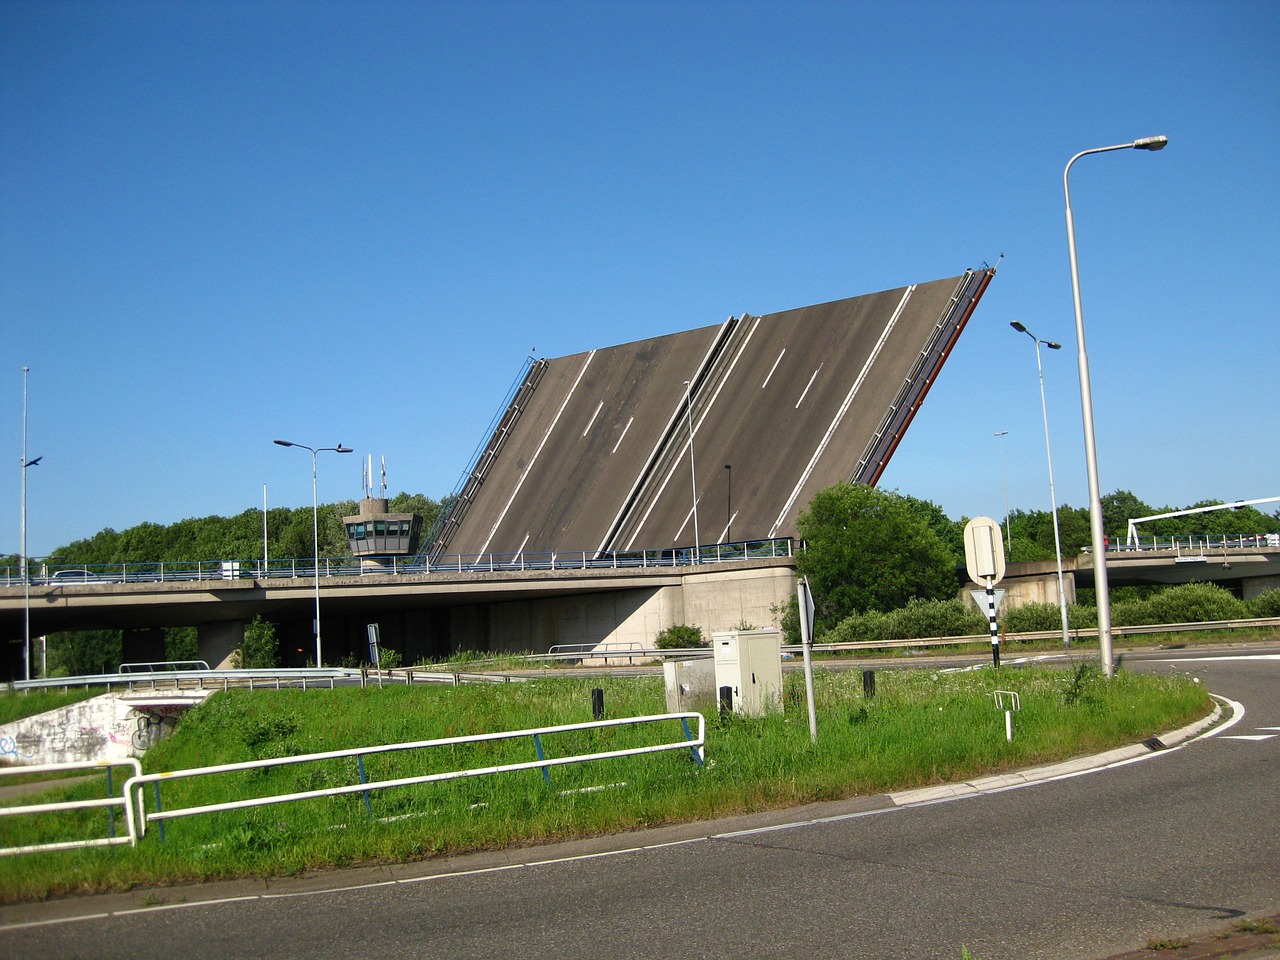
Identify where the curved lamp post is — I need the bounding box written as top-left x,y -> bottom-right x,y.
1010,321 -> 1070,649
274,439 -> 352,666
1064,135 -> 1167,677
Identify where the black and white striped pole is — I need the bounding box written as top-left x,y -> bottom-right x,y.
964,517 -> 1007,669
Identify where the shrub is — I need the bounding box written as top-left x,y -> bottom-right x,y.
1249,588 -> 1280,618
1142,582 -> 1248,625
234,616 -> 279,669
1001,602 -> 1065,635
821,598 -> 984,644
654,624 -> 706,649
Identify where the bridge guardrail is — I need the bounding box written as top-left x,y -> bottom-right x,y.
0,538 -> 796,588
123,712 -> 706,845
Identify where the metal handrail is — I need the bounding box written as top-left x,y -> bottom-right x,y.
0,758 -> 142,856
123,712 -> 706,844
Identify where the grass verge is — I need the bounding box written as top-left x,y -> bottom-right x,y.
0,664 -> 1211,903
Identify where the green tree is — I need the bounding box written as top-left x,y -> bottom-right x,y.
796,483 -> 959,633
236,616 -> 280,669
47,630 -> 122,677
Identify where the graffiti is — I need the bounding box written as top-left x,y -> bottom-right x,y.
0,734 -> 34,761
131,710 -> 179,751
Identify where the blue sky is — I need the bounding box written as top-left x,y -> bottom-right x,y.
3,0 -> 1278,558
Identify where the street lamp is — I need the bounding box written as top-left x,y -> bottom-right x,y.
1064,135 -> 1167,678
20,366 -> 41,681
1010,321 -> 1071,649
682,381 -> 699,561
273,439 -> 353,666
994,430 -> 1010,560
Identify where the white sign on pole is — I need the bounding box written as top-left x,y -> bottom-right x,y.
963,517 -> 1006,585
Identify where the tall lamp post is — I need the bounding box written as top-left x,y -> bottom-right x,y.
273,439 -> 352,666
1010,321 -> 1071,649
994,430 -> 1010,560
682,381 -> 699,561
1064,135 -> 1167,678
20,366 -> 41,681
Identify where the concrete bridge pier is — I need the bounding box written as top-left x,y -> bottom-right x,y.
1244,575 -> 1280,601
198,620 -> 244,669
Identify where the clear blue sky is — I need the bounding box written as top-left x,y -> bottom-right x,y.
3,1 -> 1278,558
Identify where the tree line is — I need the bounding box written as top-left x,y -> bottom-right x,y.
9,492 -> 444,570
793,484 -> 1280,638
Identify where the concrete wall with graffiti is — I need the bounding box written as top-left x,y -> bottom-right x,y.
0,693 -> 207,766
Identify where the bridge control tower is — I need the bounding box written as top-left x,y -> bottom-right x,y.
343,456 -> 420,571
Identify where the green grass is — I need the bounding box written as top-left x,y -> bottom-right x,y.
0,665 -> 1211,902
0,687 -> 101,727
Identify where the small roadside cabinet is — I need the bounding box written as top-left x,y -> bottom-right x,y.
711,629 -> 783,716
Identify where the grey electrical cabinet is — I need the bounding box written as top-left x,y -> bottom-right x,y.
711,629 -> 783,716
663,658 -> 716,713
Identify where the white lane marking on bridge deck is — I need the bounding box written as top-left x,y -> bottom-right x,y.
478,351 -> 595,556
769,285 -> 915,538
1221,734 -> 1276,741
761,348 -> 786,389
582,400 -> 604,437
597,315 -> 739,555
794,364 -> 822,408
621,315 -> 763,551
716,511 -> 738,544
610,416 -> 634,454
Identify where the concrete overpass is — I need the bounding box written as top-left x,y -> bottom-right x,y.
978,543 -> 1280,609
0,552 -> 798,674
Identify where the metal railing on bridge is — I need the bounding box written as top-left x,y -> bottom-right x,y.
0,538 -> 795,588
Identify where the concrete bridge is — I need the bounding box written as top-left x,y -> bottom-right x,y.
0,550 -> 798,676
975,540 -> 1280,609
5,538 -> 1279,680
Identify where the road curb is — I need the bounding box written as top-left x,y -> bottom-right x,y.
888,699 -> 1225,807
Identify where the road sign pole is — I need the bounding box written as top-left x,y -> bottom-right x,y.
986,577 -> 1000,668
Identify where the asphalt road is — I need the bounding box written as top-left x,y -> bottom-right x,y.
2,649 -> 1277,960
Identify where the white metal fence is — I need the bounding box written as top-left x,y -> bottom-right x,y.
123,712 -> 705,846
0,758 -> 142,856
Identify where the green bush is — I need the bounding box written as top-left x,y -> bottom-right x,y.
234,616 -> 280,669
1249,588 -> 1280,618
654,624 -> 706,649
821,598 -> 985,644
1001,602 -> 1065,634
1140,582 -> 1248,625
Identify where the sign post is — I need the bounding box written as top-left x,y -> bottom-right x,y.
964,517 -> 1006,668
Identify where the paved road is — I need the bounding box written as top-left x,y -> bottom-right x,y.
2,650 -> 1277,959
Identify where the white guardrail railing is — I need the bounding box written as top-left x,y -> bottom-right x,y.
122,713 -> 706,846
0,758 -> 142,856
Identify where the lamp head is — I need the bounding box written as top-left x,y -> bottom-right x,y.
336,445 -> 353,454
1133,135 -> 1168,151
1045,341 -> 1063,350
1010,321 -> 1028,333
273,439 -> 294,448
